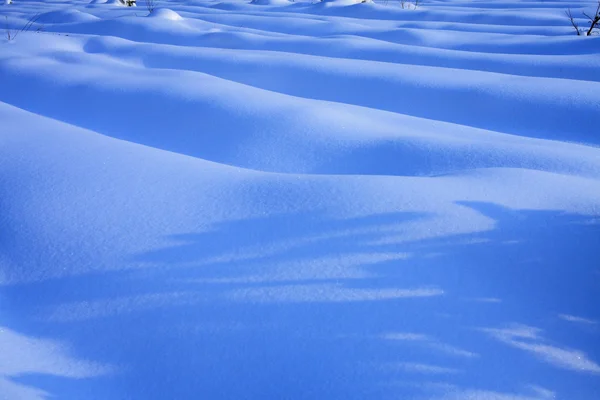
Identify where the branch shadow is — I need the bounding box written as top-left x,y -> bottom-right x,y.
3,203 -> 600,399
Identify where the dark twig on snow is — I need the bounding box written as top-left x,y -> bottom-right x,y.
566,1 -> 600,36
582,1 -> 600,36
566,8 -> 581,35
5,13 -> 41,41
145,0 -> 156,14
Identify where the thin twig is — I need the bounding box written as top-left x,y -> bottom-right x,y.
4,13 -> 42,41
5,16 -> 11,41
584,1 -> 600,36
566,9 -> 581,35
145,0 -> 155,14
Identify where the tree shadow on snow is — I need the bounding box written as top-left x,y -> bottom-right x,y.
3,203 -> 600,399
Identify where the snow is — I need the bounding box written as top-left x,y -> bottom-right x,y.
1,0 -> 599,399
251,0 -> 292,6
149,8 -> 183,20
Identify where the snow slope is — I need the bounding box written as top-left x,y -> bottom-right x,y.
1,0 -> 600,399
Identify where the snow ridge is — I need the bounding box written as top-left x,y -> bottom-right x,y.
1,0 -> 599,399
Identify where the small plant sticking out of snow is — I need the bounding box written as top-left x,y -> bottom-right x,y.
4,14 -> 42,41
566,1 -> 600,36
383,0 -> 420,9
145,0 -> 155,14
119,0 -> 136,6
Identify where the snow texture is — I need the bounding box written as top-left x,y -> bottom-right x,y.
1,0 -> 599,399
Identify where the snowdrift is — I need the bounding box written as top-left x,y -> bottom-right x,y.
1,0 -> 600,399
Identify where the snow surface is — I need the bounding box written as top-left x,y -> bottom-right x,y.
1,0 -> 600,399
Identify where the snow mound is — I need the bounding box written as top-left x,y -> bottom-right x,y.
37,9 -> 99,24
319,0 -> 372,4
88,0 -> 121,4
149,8 -> 183,20
88,0 -> 123,5
250,0 -> 291,5
2,0 -> 600,399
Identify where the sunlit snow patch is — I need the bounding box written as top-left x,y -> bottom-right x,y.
148,8 -> 183,21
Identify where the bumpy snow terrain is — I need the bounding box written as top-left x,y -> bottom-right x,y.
1,0 -> 599,398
